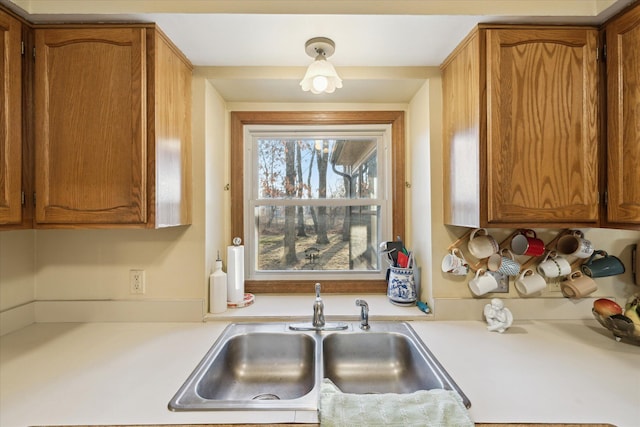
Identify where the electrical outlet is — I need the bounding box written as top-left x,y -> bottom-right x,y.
130,269 -> 145,294
493,272 -> 509,293
548,278 -> 562,293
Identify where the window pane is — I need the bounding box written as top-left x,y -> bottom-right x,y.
256,138 -> 378,200
255,205 -> 380,271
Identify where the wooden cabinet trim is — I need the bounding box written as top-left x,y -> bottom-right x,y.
0,10 -> 23,226
603,2 -> 640,228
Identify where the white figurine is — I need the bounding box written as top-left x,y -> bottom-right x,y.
484,298 -> 513,333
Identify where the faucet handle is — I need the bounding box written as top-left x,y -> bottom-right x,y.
315,282 -> 321,299
355,299 -> 370,330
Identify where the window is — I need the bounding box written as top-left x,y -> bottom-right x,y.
248,128 -> 388,278
231,111 -> 405,293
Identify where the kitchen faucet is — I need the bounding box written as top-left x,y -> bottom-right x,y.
288,283 -> 347,331
312,283 -> 325,328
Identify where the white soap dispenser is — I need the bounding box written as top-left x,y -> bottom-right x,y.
209,252 -> 227,314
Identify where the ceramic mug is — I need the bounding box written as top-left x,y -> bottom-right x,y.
387,267 -> 417,304
488,248 -> 521,276
537,251 -> 572,278
560,271 -> 598,299
557,230 -> 594,259
515,268 -> 547,296
581,250 -> 625,278
468,228 -> 499,259
511,229 -> 545,257
468,269 -> 500,297
441,248 -> 469,276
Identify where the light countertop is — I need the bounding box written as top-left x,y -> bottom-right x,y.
1,318 -> 639,427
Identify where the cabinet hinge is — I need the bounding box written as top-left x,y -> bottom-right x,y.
599,44 -> 607,63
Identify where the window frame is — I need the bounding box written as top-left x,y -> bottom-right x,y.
230,111 -> 405,294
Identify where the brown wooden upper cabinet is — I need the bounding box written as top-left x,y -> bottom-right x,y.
604,3 -> 640,229
0,10 -> 23,226
441,26 -> 600,228
33,25 -> 192,228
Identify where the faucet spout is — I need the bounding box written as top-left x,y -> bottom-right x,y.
355,299 -> 370,330
288,283 -> 347,331
312,283 -> 325,328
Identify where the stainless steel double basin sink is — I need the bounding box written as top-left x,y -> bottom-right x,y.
169,321 -> 470,411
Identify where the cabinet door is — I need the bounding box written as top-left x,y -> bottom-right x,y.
442,30 -> 483,228
34,28 -> 147,225
0,11 -> 22,225
606,5 -> 640,227
486,28 -> 600,225
150,30 -> 193,227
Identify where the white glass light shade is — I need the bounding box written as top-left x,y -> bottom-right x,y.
300,57 -> 343,94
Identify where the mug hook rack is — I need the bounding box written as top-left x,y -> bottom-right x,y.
447,228 -> 585,274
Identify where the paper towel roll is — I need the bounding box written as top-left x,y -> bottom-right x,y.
227,244 -> 245,303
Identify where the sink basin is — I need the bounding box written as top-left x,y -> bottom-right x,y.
324,332 -> 451,394
169,323 -> 319,410
196,332 -> 315,401
169,321 -> 470,411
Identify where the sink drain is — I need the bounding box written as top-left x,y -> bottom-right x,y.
252,393 -> 281,400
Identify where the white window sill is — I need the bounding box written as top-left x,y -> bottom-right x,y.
204,294 -> 431,322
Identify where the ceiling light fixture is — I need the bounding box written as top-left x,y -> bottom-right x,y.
300,37 -> 343,94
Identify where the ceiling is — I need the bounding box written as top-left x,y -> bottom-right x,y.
3,0 -> 635,103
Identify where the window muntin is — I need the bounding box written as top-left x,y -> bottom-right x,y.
245,125 -> 391,281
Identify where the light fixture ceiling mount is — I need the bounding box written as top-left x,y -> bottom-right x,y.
304,37 -> 336,58
300,37 -> 343,95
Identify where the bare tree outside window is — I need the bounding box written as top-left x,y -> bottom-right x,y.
254,137 -> 381,272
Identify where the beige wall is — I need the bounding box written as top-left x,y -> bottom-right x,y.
408,78 -> 434,305
202,77 -> 229,303
33,227 -> 199,300
0,230 -> 35,311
